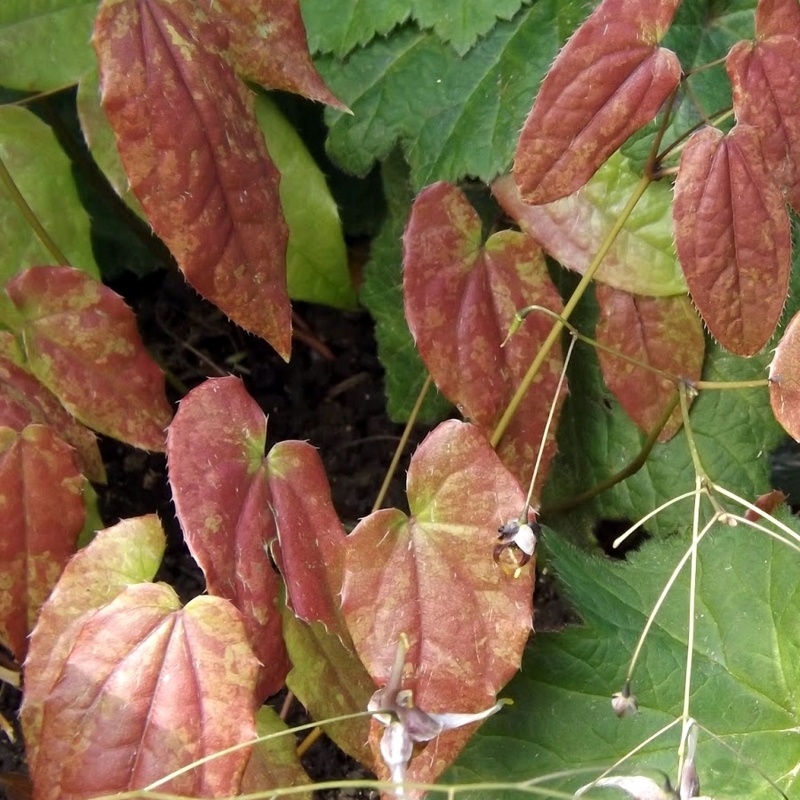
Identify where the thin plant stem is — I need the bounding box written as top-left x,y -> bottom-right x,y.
694,378 -> 769,390
372,373 -> 432,513
523,335 -> 576,514
611,489 -> 697,550
714,484 -> 800,549
278,690 -> 294,721
0,153 -> 70,265
295,725 -> 323,757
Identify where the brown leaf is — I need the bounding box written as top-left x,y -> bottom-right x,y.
404,182 -> 566,494
595,287 -> 705,441
513,0 -> 682,204
0,425 -> 85,663
5,266 -> 172,451
30,585 -> 258,800
727,27 -> 800,213
755,0 -> 800,39
94,0 -> 292,358
168,376 -> 290,700
673,125 -> 791,356
745,490 -> 787,521
770,309 -> 800,440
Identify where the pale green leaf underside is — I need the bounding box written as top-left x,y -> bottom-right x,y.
256,96 -> 356,310
0,106 -> 100,284
0,0 -> 97,91
318,0 -> 583,190
447,525 -> 800,799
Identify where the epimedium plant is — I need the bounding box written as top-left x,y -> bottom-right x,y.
2,1 -> 800,800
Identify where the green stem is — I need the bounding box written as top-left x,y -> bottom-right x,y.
490,172 -> 652,448
0,152 -> 69,265
694,378 -> 768,391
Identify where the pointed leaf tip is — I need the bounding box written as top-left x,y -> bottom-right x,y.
513,0 -> 682,204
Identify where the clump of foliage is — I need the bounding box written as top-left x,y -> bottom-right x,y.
2,0 -> 800,798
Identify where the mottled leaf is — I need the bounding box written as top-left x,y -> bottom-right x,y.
268,441 -> 347,633
756,0 -> 800,38
5,266 -> 172,451
255,96 -> 356,310
0,106 -> 100,283
342,420 -> 533,781
673,125 -> 791,355
514,0 -> 682,204
31,584 -> 258,799
0,425 -> 85,663
726,21 -> 800,213
494,152 -> 686,296
21,515 -> 165,770
0,0 -> 96,91
0,348 -> 104,482
93,0 -> 292,358
404,182 -> 565,491
770,308 -> 800,440
168,376 -> 289,700
239,706 -> 312,798
595,287 -> 705,441
282,609 -> 374,767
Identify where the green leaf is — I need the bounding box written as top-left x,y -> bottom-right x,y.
541,279 -> 783,541
0,106 -> 100,283
255,96 -> 357,310
318,0 -> 583,189
359,151 -> 452,422
0,0 -> 96,91
445,524 -> 800,799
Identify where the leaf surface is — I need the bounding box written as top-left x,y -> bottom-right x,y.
5,266 -> 172,451
31,584 -> 258,799
494,152 -> 686,296
595,287 -> 705,441
446,525 -> 800,799
0,107 -> 99,282
513,0 -> 682,204
94,0 -> 292,358
0,348 -> 104,482
0,0 -> 96,91
0,424 -> 85,663
168,376 -> 289,700
21,515 -> 165,770
404,182 -> 566,490
342,420 -> 533,779
726,23 -> 800,213
673,124 -> 791,355
769,308 -> 800,440
255,96 -> 356,310
318,0 -> 583,189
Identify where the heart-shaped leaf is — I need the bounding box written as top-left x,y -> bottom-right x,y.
21,515 -> 166,771
494,153 -> 686,297
404,182 -> 565,492
168,376 -> 289,700
513,0 -> 682,204
770,308 -> 800,440
0,345 -> 104,482
93,0 -> 292,358
5,266 -> 172,450
673,125 -> 791,356
0,424 -> 85,663
342,420 -> 533,779
595,286 -> 705,441
30,584 -> 258,800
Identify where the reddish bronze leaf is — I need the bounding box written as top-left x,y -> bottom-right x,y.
595,287 -> 705,441
513,0 -> 682,205
770,309 -> 800,440
0,425 -> 85,664
756,0 -> 800,39
745,490 -> 787,521
673,125 -> 791,356
168,376 -> 289,700
404,182 -> 565,493
268,440 -> 347,634
31,584 -> 258,800
21,516 -> 165,772
727,25 -> 800,213
0,345 -> 104,482
5,266 -> 171,451
94,0 -> 292,358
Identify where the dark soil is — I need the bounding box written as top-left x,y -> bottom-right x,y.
0,269 -> 572,799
